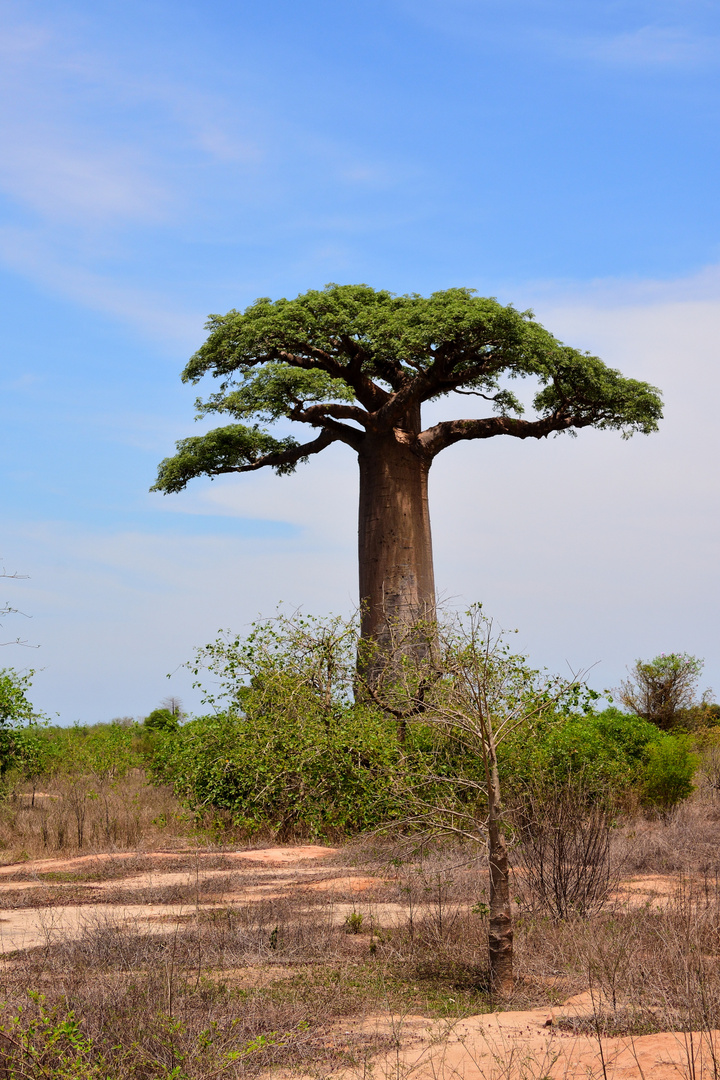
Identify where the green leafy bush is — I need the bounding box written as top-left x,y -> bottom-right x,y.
152,705 -> 411,837
0,992 -> 108,1079
151,612 -> 458,837
0,667 -> 45,779
150,613 -> 700,835
502,706 -> 698,812
642,733 -> 698,811
144,707 -> 179,733
619,652 -> 707,730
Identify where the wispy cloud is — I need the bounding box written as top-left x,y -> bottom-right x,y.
0,226 -> 204,345
0,8 -> 408,336
10,265 -> 720,721
400,0 -> 719,69
0,132 -> 170,224
0,22 -> 169,225
0,10 -> 269,334
514,263 -> 720,310
566,24 -> 718,67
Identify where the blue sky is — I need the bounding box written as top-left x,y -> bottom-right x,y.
1,0 -> 719,721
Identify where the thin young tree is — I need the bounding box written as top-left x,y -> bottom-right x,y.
370,607 -> 578,994
152,285 -> 662,673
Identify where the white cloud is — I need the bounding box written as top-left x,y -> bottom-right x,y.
0,225 -> 204,346
429,270 -> 720,689
0,131 -> 170,224
399,0 -> 718,69
6,512 -> 357,721
0,17 -> 172,226
0,9 -> 408,340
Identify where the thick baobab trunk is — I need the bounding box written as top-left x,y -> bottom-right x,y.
357,421 -> 436,687
487,749 -> 513,995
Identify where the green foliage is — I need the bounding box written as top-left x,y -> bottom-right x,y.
678,702 -> 720,730
344,911 -> 364,934
642,734 -> 698,811
0,668 -> 44,778
0,991 -> 108,1079
152,284 -> 663,492
502,706 -> 698,812
152,611 -> 450,836
150,613 -> 699,835
520,707 -> 661,792
152,423 -> 304,492
0,668 -> 39,728
52,722 -> 142,782
152,705 -> 410,837
186,609 -> 358,714
145,707 -> 179,733
0,989 -> 305,1079
367,606 -> 597,840
12,725 -> 59,791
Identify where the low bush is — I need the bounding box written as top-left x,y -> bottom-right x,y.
643,732 -> 698,812
503,706 -> 699,813
151,705 -> 412,838
149,616 -> 701,837
0,618 -> 702,849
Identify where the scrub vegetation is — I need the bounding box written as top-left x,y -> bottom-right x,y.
0,615 -> 717,1078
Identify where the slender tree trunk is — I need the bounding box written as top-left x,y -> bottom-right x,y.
487,748 -> 513,994
357,414 -> 436,689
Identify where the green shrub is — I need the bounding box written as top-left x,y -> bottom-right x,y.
642,733 -> 698,812
144,707 -> 179,733
152,705 -> 416,837
0,668 -> 45,779
501,707 -> 698,813
150,613 -> 700,835
150,612 -> 464,837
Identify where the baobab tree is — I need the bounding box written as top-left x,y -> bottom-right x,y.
152,285 -> 662,671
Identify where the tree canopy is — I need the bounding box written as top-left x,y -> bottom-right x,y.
152,284 -> 663,493
619,653 -> 707,730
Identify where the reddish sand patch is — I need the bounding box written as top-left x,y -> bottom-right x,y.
0,848 -> 716,1076
611,873 -> 706,908
0,845 -> 337,879
327,1001 -> 720,1080
225,845 -> 337,864
0,851 -> 186,878
301,875 -> 381,893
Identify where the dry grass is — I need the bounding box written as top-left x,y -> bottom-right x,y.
3,862 -> 720,1078
0,770 -> 188,861
1,778 -> 720,1077
0,896 -> 432,1079
612,795 -> 720,876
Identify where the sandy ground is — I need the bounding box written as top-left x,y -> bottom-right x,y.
0,844 -> 337,877
0,845 -> 346,949
0,845 -> 715,1079
325,996 -> 720,1080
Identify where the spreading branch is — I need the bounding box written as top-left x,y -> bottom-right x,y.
152,426 -> 336,493
416,413 -> 593,459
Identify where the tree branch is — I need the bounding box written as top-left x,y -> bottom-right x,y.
152,426 -> 341,493
416,413 -> 594,459
290,402 -> 371,429
340,334 -> 406,395
218,430 -> 338,473
277,349 -> 389,412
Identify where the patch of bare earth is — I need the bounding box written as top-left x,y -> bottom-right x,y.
1,835 -> 720,1078
319,999 -> 720,1080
